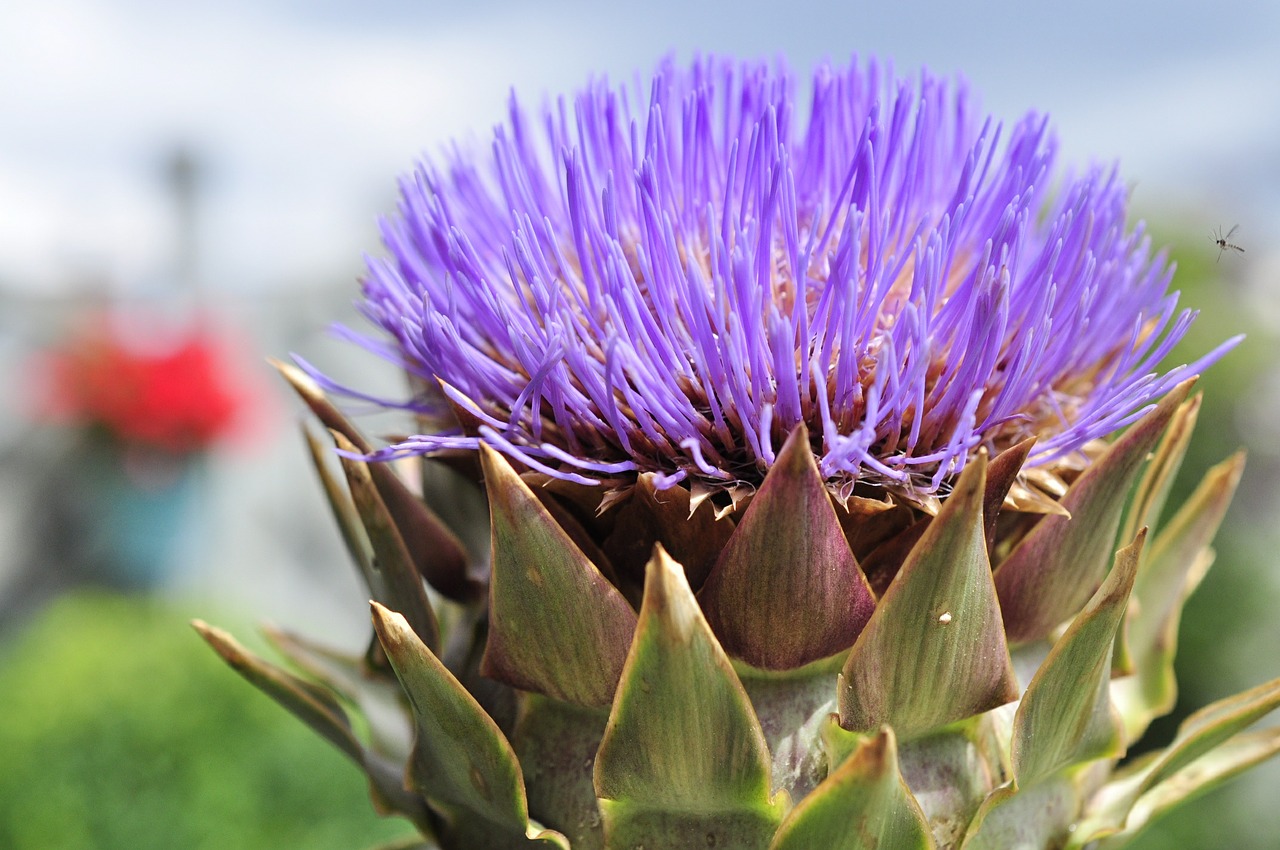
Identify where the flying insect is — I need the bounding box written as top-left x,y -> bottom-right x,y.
1212,225 -> 1245,262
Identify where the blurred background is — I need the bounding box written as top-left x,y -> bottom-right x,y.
1,0 -> 1277,847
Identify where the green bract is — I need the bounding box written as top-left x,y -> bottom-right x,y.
195,364 -> 1279,849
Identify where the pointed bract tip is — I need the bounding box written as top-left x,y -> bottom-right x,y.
328,427 -> 359,455
777,422 -> 814,472
191,618 -> 223,642
859,726 -> 893,766
191,619 -> 249,668
644,543 -> 685,602
1164,377 -> 1196,410
369,600 -> 411,649
272,357 -> 323,400
639,543 -> 707,644
476,439 -> 506,478
948,447 -> 988,508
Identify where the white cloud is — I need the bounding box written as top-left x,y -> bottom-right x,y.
2,0 -> 1278,294
0,1 -> 602,293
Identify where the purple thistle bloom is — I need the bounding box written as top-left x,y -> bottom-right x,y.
320,56 -> 1238,503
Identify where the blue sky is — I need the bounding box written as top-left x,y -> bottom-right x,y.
1,0 -> 1277,295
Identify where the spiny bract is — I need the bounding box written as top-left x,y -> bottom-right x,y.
199,57 -> 1279,850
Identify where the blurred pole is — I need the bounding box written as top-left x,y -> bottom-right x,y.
164,146 -> 202,300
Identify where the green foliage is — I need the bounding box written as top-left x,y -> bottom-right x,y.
0,591 -> 417,850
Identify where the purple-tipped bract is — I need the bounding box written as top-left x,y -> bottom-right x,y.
322,56 -> 1236,501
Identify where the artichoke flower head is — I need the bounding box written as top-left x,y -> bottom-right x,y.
199,57 -> 1280,850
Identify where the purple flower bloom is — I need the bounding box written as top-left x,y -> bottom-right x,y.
319,56 -> 1237,502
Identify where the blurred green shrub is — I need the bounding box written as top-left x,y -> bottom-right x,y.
0,591 -> 416,850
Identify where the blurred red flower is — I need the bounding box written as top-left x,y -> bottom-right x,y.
31,317 -> 252,455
